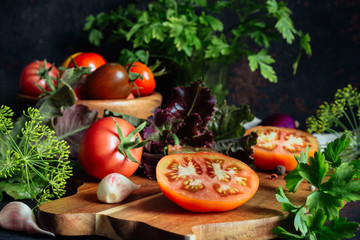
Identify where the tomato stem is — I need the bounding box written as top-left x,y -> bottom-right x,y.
112,117 -> 147,164
127,62 -> 145,98
35,60 -> 58,97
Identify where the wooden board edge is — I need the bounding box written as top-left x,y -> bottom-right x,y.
191,215 -> 285,240
37,211 -> 96,236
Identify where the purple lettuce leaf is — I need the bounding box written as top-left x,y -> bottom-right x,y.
54,104 -> 98,159
143,81 -> 216,154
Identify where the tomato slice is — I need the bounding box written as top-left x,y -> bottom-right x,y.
156,151 -> 259,212
245,126 -> 319,172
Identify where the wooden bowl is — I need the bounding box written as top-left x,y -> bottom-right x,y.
14,92 -> 162,119
76,92 -> 162,119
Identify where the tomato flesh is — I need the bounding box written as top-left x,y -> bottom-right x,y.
246,126 -> 319,171
156,152 -> 259,212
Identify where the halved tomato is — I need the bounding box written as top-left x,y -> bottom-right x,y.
245,126 -> 318,172
156,151 -> 259,212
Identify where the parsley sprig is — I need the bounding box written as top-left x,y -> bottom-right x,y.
83,0 -> 311,102
273,134 -> 360,239
0,105 -> 72,206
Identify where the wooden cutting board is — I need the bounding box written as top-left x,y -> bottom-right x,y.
37,172 -> 312,240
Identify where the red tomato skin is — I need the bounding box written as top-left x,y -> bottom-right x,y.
156,151 -> 259,212
128,62 -> 156,97
19,61 -> 58,97
78,117 -> 142,179
68,52 -> 106,72
245,126 -> 318,171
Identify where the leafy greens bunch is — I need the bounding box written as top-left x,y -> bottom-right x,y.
134,81 -> 256,179
84,0 -> 311,102
306,84 -> 360,163
0,63 -> 98,206
273,134 -> 360,239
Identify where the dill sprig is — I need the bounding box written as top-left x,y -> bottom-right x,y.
0,105 -> 72,206
306,84 -> 360,161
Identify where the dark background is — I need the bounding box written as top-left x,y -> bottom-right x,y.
0,0 -> 359,130
0,1 -> 359,239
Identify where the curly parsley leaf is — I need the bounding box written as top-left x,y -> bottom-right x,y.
285,148 -> 309,193
316,216 -> 360,240
274,133 -> 360,239
267,0 -> 296,44
248,49 -> 277,83
84,0 -> 311,96
275,187 -> 308,235
299,151 -> 328,189
306,191 -> 343,221
321,163 -> 360,202
324,133 -> 351,168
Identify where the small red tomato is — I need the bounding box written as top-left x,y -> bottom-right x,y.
127,62 -> 156,97
68,52 -> 106,72
19,60 -> 58,97
83,63 -> 132,99
78,117 -> 144,179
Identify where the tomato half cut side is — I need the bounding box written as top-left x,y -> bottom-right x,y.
245,126 -> 319,172
156,152 -> 259,212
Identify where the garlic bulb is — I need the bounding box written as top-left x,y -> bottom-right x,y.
97,173 -> 140,203
0,201 -> 55,236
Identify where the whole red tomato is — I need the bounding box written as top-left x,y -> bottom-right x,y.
67,52 -> 106,72
19,60 -> 59,97
128,62 -> 156,97
83,63 -> 132,99
78,117 -> 145,179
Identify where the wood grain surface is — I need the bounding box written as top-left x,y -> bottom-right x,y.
37,172 -> 312,240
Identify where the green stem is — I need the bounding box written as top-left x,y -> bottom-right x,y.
342,111 -> 356,132
186,83 -> 200,117
348,101 -> 359,132
56,125 -> 92,141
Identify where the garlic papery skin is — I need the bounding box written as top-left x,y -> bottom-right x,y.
97,173 -> 140,203
0,201 -> 55,236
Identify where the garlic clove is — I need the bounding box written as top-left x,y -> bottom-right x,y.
0,201 -> 55,236
97,173 -> 140,203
